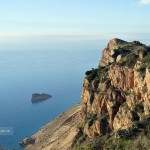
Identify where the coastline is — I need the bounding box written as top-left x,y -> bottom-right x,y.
21,104 -> 81,150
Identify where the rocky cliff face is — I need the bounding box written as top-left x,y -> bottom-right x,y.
80,38 -> 150,139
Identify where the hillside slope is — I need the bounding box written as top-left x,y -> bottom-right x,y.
20,104 -> 81,150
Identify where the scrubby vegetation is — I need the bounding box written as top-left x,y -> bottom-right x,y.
73,115 -> 150,150
72,128 -> 87,148
114,41 -> 150,70
97,67 -> 109,83
133,102 -> 144,114
142,86 -> 148,94
112,48 -> 130,58
85,68 -> 98,83
118,52 -> 138,68
85,66 -> 109,84
141,54 -> 150,64
86,113 -> 97,128
137,64 -> 146,79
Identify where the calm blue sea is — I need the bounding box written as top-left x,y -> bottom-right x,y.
0,45 -> 103,149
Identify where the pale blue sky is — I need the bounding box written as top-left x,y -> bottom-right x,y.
0,0 -> 150,50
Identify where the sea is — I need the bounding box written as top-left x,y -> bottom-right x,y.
0,39 -> 106,149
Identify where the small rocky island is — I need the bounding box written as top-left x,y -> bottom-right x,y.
31,93 -> 52,102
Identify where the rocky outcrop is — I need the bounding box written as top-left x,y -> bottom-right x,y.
99,38 -> 127,66
31,93 -> 52,102
20,137 -> 35,146
81,38 -> 150,137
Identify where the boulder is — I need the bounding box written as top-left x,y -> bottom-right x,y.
20,137 -> 35,146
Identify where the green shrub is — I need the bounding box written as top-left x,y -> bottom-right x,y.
133,103 -> 144,114
132,121 -> 145,129
141,54 -> 150,64
117,51 -> 139,68
85,68 -> 98,82
132,41 -> 144,46
137,65 -> 146,79
86,113 -> 97,128
142,86 -> 148,94
125,53 -> 139,68
99,113 -> 109,122
97,66 -> 109,83
72,128 -> 87,148
75,143 -> 100,150
112,48 -> 130,58
117,129 -> 130,140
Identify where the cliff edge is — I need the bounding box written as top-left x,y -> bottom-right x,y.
75,38 -> 150,149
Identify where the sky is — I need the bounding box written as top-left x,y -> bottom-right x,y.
0,0 -> 150,50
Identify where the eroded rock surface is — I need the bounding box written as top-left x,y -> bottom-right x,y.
81,38 -> 150,137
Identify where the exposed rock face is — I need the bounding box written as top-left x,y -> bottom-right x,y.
81,38 -> 150,137
99,38 -> 127,66
20,137 -> 35,146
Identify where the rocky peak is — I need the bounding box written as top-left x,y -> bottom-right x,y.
74,39 -> 150,149
99,38 -> 147,67
99,38 -> 127,67
107,38 -> 127,50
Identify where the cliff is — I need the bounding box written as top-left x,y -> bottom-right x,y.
21,38 -> 150,150
75,38 -> 150,149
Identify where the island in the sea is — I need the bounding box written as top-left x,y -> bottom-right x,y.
31,93 -> 52,102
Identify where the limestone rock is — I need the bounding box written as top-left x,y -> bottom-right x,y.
81,38 -> 150,139
116,54 -> 122,62
99,38 -> 127,66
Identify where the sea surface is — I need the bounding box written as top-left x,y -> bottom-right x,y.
0,44 -> 103,149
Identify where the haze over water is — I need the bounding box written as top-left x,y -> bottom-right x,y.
0,39 -> 104,149
0,0 -> 150,149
